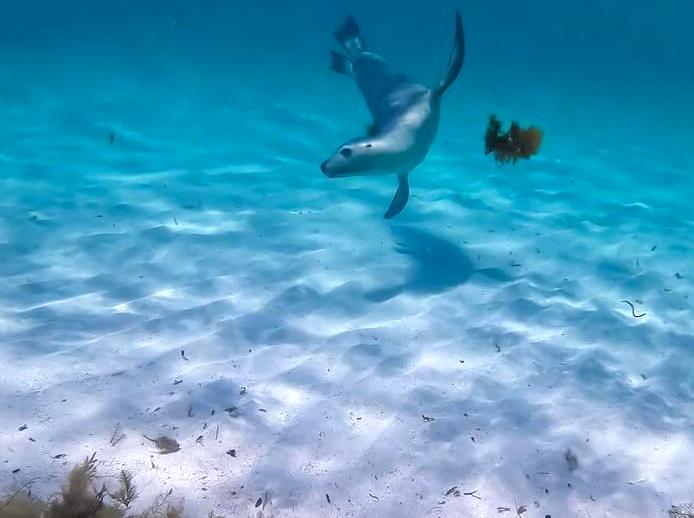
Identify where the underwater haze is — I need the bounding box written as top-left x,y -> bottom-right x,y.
1,1 -> 693,517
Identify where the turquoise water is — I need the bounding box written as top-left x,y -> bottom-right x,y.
1,1 -> 693,517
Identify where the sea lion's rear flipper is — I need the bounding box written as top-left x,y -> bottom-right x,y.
334,15 -> 365,54
434,10 -> 465,98
331,50 -> 352,75
384,174 -> 409,219
332,15 -> 425,127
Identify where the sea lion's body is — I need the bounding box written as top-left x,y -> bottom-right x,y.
321,12 -> 465,218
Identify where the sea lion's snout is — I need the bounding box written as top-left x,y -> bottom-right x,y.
320,160 -> 334,178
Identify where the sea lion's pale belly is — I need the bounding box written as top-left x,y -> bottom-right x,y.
381,92 -> 441,173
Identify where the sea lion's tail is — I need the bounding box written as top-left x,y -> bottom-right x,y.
434,11 -> 465,98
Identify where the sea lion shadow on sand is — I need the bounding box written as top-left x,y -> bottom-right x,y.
365,225 -> 475,302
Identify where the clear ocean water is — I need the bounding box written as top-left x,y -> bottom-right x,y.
1,1 -> 692,517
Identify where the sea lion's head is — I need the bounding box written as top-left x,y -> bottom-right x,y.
320,137 -> 391,178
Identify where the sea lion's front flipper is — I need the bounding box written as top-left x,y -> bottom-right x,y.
384,174 -> 409,219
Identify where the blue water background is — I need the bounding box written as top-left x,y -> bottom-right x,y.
1,1 -> 693,515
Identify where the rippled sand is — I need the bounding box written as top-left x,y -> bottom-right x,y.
1,72 -> 693,517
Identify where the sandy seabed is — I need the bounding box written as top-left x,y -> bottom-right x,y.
1,76 -> 693,518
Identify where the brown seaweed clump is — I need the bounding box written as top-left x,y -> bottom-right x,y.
484,114 -> 543,164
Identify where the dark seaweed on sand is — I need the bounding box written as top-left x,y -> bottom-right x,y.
0,453 -> 186,517
484,114 -> 543,164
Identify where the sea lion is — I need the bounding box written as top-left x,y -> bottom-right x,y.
320,11 -> 465,219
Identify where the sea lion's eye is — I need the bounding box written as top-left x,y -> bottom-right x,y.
340,147 -> 353,158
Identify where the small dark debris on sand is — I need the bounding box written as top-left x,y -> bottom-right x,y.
422,415 -> 435,422
143,434 -> 180,454
621,300 -> 646,318
670,503 -> 694,518
226,449 -> 237,457
326,493 -> 331,504
448,486 -> 482,504
181,350 -> 189,361
255,497 -> 262,508
565,448 -> 579,472
445,486 -> 461,497
18,425 -> 27,431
